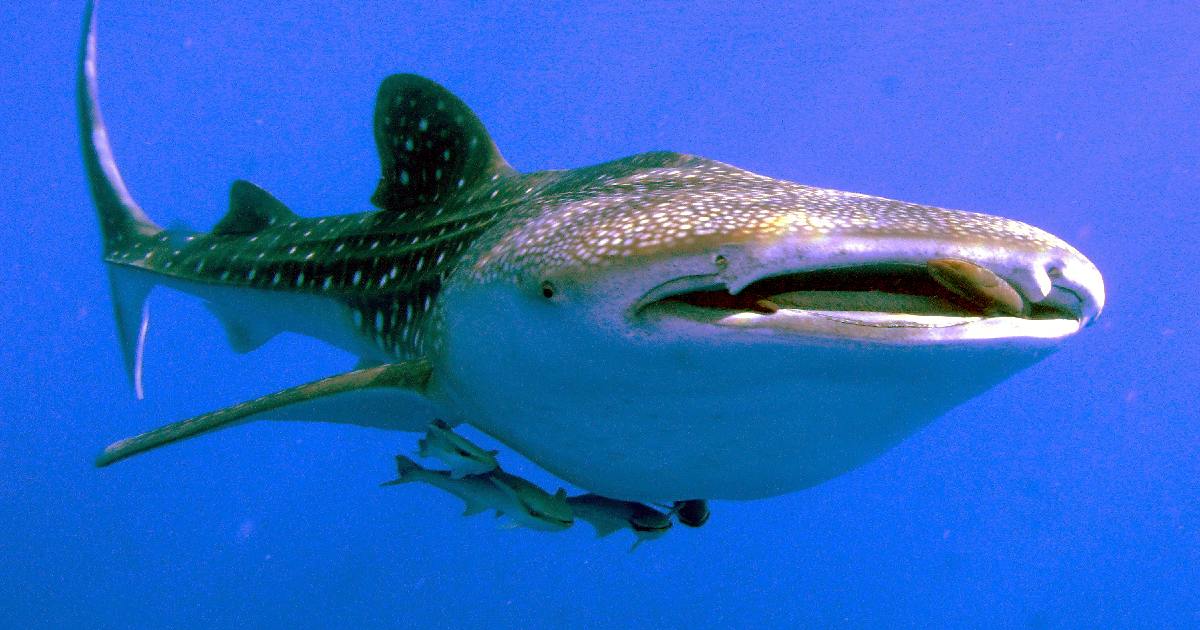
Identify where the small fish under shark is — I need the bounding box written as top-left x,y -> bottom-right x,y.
81,0 -> 1105,534
382,455 -> 573,532
400,423 -> 673,545
567,494 -> 673,550
419,419 -> 498,478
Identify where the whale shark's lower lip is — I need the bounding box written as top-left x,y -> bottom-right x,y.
643,302 -> 1083,343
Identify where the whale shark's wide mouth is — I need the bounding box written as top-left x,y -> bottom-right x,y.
635,263 -> 1085,342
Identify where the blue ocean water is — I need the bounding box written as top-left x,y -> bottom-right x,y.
2,1 -> 1196,627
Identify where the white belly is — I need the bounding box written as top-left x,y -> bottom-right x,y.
432,283 -> 1059,502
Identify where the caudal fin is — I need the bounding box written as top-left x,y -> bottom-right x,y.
79,0 -> 163,397
381,455 -> 423,486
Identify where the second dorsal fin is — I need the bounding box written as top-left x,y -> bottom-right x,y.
213,180 -> 297,235
370,74 -> 514,212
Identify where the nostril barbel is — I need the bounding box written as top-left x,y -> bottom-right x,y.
1005,264 -> 1053,304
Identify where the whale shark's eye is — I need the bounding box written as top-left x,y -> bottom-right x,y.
540,281 -> 556,299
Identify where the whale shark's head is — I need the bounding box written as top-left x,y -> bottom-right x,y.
468,152 -> 1102,347
433,151 -> 1104,500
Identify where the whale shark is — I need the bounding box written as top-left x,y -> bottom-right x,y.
82,0 -> 1104,505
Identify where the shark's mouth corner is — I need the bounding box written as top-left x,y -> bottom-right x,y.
634,263 -> 1084,342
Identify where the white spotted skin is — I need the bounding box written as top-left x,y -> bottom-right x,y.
467,153 -> 1102,323
101,200 -> 504,361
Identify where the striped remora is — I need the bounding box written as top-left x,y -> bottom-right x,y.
82,1 -> 1105,502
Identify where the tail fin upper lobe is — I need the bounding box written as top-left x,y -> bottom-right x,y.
79,0 -> 160,249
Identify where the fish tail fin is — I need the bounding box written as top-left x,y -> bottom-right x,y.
79,0 -> 163,398
381,454 -> 423,486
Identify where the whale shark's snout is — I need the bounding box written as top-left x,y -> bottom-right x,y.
624,230 -> 1104,344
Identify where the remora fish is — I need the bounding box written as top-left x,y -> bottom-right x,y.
566,494 -> 672,549
82,1 -> 1105,502
488,470 -> 574,532
418,419 -> 499,478
382,456 -> 572,531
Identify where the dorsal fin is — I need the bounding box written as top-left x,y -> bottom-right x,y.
213,180 -> 297,235
370,74 -> 514,212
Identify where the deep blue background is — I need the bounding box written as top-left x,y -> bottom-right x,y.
2,2 -> 1196,627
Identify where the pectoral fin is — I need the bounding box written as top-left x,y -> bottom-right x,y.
96,358 -> 432,467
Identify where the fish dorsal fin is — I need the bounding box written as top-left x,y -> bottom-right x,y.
213,180 -> 297,235
370,74 -> 514,212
